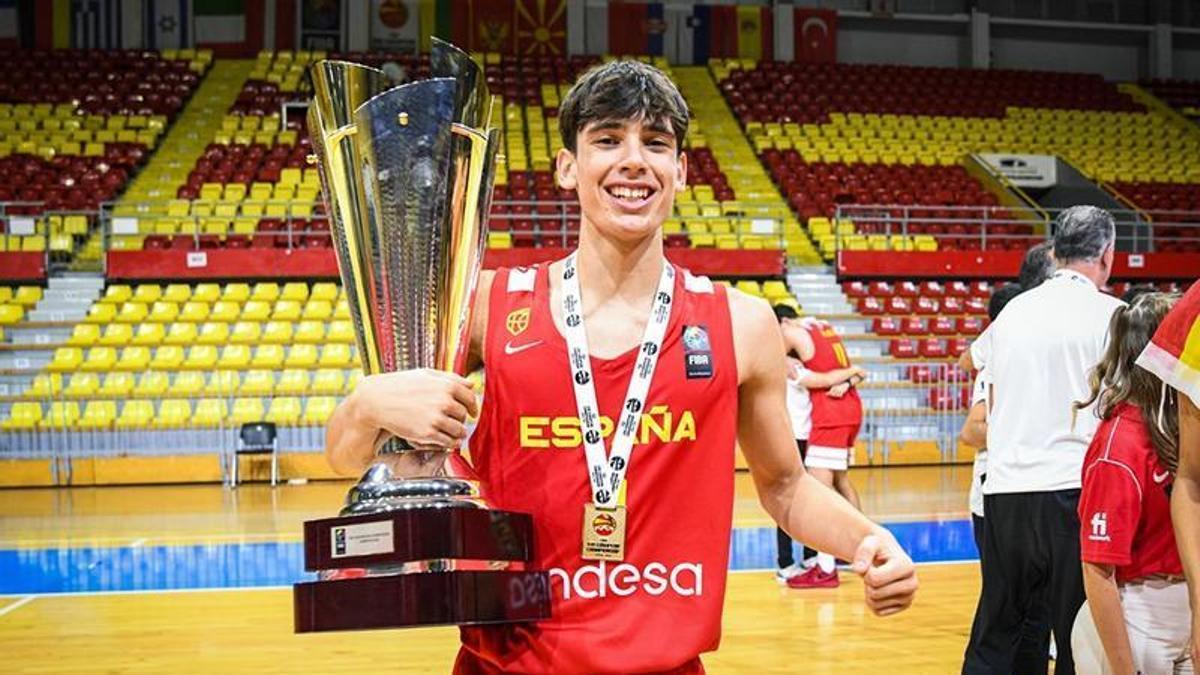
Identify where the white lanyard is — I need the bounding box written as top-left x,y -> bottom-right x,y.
561,252 -> 675,508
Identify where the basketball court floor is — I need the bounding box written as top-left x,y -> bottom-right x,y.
0,466 -> 981,672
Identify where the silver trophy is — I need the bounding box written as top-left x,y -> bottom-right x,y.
295,40 -> 549,631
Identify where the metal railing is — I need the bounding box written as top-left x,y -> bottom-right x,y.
831,203 -> 1200,254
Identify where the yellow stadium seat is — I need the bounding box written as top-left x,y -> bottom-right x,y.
762,280 -> 790,300
195,321 -> 230,345
734,280 -> 763,297
161,284 -> 191,304
183,345 -> 218,370
115,302 -> 149,324
179,301 -> 210,323
206,370 -> 241,396
156,399 -> 192,429
98,323 -> 133,346
311,369 -> 345,394
272,300 -> 302,321
333,299 -> 350,320
302,396 -> 337,425
192,283 -> 221,303
115,346 -> 152,371
13,286 -> 42,306
241,300 -> 271,321
301,300 -> 332,321
192,399 -> 229,427
98,372 -> 134,397
310,282 -> 338,302
116,400 -> 156,429
0,288 -> 10,304
65,372 -> 101,397
84,302 -> 117,324
100,285 -> 132,304
252,344 -> 285,369
79,401 -> 118,430
222,283 -> 251,302
47,347 -> 84,372
132,371 -> 169,397
275,369 -> 310,395
218,344 -> 252,369
209,300 -> 240,322
255,320 -> 295,346
26,373 -> 63,397
151,345 -> 184,370
239,369 -> 275,396
251,282 -> 279,301
266,397 -> 302,425
229,398 -> 266,425
327,320 -> 355,344
132,284 -> 162,304
319,343 -> 352,368
148,301 -> 180,323
66,323 -> 101,346
169,371 -> 205,396
2,402 -> 42,430
293,320 -> 325,344
39,401 -> 80,428
164,322 -> 198,345
285,344 -> 318,368
81,346 -> 117,371
229,321 -> 261,344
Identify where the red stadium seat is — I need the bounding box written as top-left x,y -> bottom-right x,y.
901,317 -> 928,336
890,338 -> 918,358
859,297 -> 884,315
957,317 -> 985,335
942,297 -> 965,314
896,281 -> 920,297
949,338 -> 971,356
873,317 -> 901,336
930,317 -> 957,335
914,297 -> 940,315
919,338 -> 948,358
886,297 -> 911,314
965,297 -> 988,315
843,281 -> 869,298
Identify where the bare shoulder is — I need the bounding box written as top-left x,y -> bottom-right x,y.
725,288 -> 781,384
469,269 -> 497,368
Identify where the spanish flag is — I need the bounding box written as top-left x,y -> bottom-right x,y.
1137,279 -> 1200,406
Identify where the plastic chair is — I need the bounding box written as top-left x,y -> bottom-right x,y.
232,421 -> 278,487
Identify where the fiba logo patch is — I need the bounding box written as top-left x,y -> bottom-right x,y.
333,527 -> 347,556
682,325 -> 713,379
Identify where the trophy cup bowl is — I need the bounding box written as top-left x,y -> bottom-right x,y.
292,39 -> 550,633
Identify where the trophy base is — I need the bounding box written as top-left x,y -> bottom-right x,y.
293,570 -> 551,632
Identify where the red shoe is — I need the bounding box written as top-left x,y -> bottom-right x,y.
786,566 -> 839,589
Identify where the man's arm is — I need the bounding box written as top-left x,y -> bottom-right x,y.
729,290 -> 917,615
796,366 -> 864,390
324,270 -> 494,476
959,402 -> 987,448
780,322 -> 815,362
1172,392 -> 1200,662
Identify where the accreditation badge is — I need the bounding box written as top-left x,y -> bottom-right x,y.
582,503 -> 627,561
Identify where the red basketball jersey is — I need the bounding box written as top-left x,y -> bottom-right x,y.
1078,403 -> 1182,583
456,263 -> 739,674
800,318 -> 863,429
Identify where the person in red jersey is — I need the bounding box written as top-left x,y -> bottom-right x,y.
1070,293 -> 1190,675
325,60 -> 917,674
777,313 -> 866,588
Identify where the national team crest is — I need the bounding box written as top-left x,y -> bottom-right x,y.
506,307 -> 531,336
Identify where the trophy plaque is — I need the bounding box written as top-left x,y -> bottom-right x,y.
293,39 -> 550,633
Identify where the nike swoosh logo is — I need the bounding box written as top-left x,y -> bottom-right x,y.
1153,470 -> 1170,484
504,340 -> 543,355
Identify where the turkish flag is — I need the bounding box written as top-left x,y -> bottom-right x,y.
793,8 -> 837,63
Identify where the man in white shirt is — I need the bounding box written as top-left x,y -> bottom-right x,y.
961,206 -> 1125,675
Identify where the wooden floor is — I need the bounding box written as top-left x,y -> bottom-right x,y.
0,466 -> 980,673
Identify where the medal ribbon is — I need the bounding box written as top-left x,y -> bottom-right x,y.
561,252 -> 675,508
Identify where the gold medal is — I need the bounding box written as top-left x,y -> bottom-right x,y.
582,503 -> 627,561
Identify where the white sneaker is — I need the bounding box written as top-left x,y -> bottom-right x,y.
775,563 -> 804,584
801,555 -> 818,570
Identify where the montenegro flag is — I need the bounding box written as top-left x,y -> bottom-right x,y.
1137,279 -> 1200,406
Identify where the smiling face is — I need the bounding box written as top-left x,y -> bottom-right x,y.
556,116 -> 687,244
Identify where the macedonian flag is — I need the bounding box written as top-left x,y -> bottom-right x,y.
1137,279 -> 1200,406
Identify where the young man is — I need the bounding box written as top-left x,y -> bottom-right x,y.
773,304 -> 864,584
325,60 -> 916,674
777,309 -> 866,588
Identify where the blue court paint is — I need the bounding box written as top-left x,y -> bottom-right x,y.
0,520 -> 978,595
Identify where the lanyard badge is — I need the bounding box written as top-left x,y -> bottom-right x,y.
561,253 -> 674,561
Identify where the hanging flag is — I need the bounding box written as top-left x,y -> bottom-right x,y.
370,0 -> 420,52
690,4 -> 737,64
793,7 -> 837,63
734,5 -> 772,61
453,0 -> 514,54
145,0 -> 189,50
34,0 -> 73,49
194,0 -> 265,57
515,0 -> 566,55
607,2 -> 665,57
1137,279 -> 1200,406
